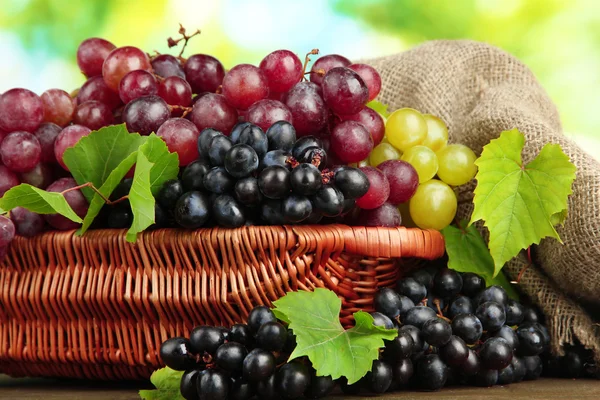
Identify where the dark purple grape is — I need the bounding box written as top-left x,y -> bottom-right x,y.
356,203 -> 401,227
152,54 -> 185,79
311,185 -> 344,217
159,337 -> 197,371
118,70 -> 158,104
158,76 -> 192,107
185,54 -> 225,93
122,95 -> 170,135
322,67 -> 368,116
309,54 -> 351,85
480,337 -> 513,370
77,76 -> 122,110
284,82 -> 327,136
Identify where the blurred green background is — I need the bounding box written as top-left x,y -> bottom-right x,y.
0,0 -> 598,158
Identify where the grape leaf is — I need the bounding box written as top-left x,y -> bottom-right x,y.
272,288 -> 397,384
0,184 -> 82,223
470,129 -> 576,276
366,100 -> 390,118
442,221 -> 519,300
79,151 -> 138,235
141,133 -> 180,196
127,151 -> 155,243
139,367 -> 184,400
63,124 -> 146,201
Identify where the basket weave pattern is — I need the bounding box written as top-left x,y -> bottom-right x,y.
0,225 -> 444,380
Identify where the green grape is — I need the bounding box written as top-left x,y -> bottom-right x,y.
401,145 -> 439,183
381,135 -> 390,144
436,144 -> 477,186
409,179 -> 457,230
422,114 -> 449,152
370,143 -> 401,167
385,108 -> 427,152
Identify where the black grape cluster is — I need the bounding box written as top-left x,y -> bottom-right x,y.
150,121 -> 370,229
364,267 -> 556,393
160,306 -> 336,400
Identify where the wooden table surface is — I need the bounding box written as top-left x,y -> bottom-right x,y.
1,375 -> 599,400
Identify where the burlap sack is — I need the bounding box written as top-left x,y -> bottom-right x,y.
367,40 -> 600,362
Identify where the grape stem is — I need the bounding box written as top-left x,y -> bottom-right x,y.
301,49 -> 320,81
286,157 -> 299,169
434,299 -> 451,322
169,105 -> 193,118
61,182 -> 129,206
167,23 -> 201,58
321,170 -> 334,184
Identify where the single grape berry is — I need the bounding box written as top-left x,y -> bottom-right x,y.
373,287 -> 403,320
275,362 -> 311,400
522,306 -> 542,323
447,295 -> 474,319
214,342 -> 248,373
398,325 -> 424,354
189,326 -> 225,355
203,167 -> 235,194
107,208 -> 133,229
333,167 -> 370,200
451,313 -> 483,344
260,200 -> 285,225
237,124 -> 268,159
396,277 -> 427,304
256,321 -> 288,352
159,337 -> 197,371
515,323 -> 545,356
356,166 -> 390,210
261,150 -> 291,171
321,67 -> 368,115
224,144 -> 259,178
433,268 -> 463,299
242,348 -> 276,382
505,299 -> 525,326
311,185 -> 345,217
475,301 -> 506,332
391,358 -> 414,388
497,364 -> 514,385
208,134 -> 234,167
157,179 -> 183,210
174,191 -> 211,229
282,195 -> 313,223
292,136 -> 323,159
422,318 -> 452,347
266,121 -> 296,152
289,163 -> 322,196
384,330 -> 414,361
122,95 -> 169,136
364,360 -> 393,393
304,372 -> 335,399
479,337 -> 513,370
185,54 -> 225,94
473,369 -> 498,387
415,354 -> 448,391
181,160 -> 210,192
461,272 -> 486,297
258,166 -> 291,199
462,348 -> 481,376
0,216 -> 16,247
234,177 -> 263,206
212,195 -> 246,228
197,369 -> 230,400
180,369 -> 201,400
230,375 -> 254,400
439,335 -> 469,367
229,324 -> 251,346
408,268 -> 434,291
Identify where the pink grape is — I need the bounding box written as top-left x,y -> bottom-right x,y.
222,64 -> 269,110
157,76 -> 192,107
44,178 -> 88,230
356,203 -> 402,227
77,38 -> 116,78
152,54 -> 185,79
322,67 -> 369,116
0,215 -> 15,247
122,95 -> 170,135
33,122 -> 62,163
309,54 -> 351,85
330,121 -> 373,163
284,82 -> 327,136
246,99 -> 293,131
340,106 -> 385,145
118,70 -> 158,104
74,100 -> 114,130
190,93 -> 238,135
348,63 -> 382,102
356,166 -> 390,209
0,131 -> 41,172
378,160 -> 419,205
259,49 -> 303,93
54,125 -> 92,170
184,54 -> 225,93
19,162 -> 54,189
0,88 -> 44,133
77,76 -> 122,110
10,207 -> 45,237
0,165 -> 19,196
157,118 -> 200,166
102,46 -> 152,91
41,89 -> 75,127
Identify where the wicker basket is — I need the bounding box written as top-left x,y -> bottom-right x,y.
0,224 -> 444,380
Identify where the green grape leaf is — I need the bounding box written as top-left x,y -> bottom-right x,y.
442,221 -> 519,299
272,288 -> 397,384
470,129 -> 576,276
141,133 -> 180,196
0,184 -> 82,223
79,151 -> 139,235
366,100 -> 390,118
63,124 -> 146,201
139,367 -> 184,400
127,151 -> 155,243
